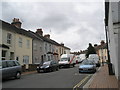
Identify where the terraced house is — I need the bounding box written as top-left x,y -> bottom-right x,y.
1,18 -> 33,70
35,30 -> 60,62
0,18 -> 71,71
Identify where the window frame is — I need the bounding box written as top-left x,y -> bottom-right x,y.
18,37 -> 22,47
7,33 -> 12,44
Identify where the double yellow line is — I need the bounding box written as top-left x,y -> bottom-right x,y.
73,75 -> 91,90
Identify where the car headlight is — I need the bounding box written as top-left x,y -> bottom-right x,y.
37,66 -> 39,69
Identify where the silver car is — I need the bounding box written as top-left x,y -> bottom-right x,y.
79,60 -> 96,73
0,60 -> 22,79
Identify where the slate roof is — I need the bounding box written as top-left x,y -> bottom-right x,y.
1,20 -> 34,38
35,33 -> 60,46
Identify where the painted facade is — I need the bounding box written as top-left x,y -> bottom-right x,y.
105,1 -> 120,80
1,19 -> 33,69
1,18 -> 71,70
1,25 -> 15,60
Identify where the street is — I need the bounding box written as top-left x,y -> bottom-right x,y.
2,64 -> 93,89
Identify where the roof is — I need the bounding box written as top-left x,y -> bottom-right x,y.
1,19 -> 71,49
95,43 -> 107,50
64,46 -> 71,50
35,33 -> 60,46
1,20 -> 34,38
28,30 -> 43,41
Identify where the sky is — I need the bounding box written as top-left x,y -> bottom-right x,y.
1,0 -> 105,52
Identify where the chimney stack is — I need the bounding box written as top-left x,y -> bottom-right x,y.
60,43 -> 64,46
100,40 -> 105,45
44,34 -> 50,39
36,29 -> 43,36
11,18 -> 22,28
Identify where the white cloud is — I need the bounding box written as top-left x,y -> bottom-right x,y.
1,1 -> 105,52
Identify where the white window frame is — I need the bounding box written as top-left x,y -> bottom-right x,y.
7,33 -> 12,44
23,56 -> 29,64
18,37 -> 22,47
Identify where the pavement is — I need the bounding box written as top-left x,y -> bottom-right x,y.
22,70 -> 37,75
83,64 -> 119,89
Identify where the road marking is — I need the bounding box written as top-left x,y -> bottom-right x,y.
73,75 -> 91,90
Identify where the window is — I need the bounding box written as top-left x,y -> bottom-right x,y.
40,47 -> 42,51
23,56 -> 29,64
7,33 -> 12,44
33,43 -> 37,51
18,37 -> 22,47
26,40 -> 30,49
2,50 -> 6,60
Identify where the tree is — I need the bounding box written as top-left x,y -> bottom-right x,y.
86,43 -> 96,58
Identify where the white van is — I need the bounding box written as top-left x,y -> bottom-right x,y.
76,55 -> 82,63
58,54 -> 76,68
79,54 -> 86,62
88,54 -> 100,67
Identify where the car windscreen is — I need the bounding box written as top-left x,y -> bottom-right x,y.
60,58 -> 69,61
82,61 -> 94,65
43,62 -> 50,66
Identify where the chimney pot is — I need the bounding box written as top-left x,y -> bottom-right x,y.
36,28 -> 43,36
44,34 -> 50,39
11,18 -> 22,28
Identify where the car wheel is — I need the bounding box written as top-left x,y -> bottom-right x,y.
59,66 -> 61,69
73,64 -> 75,67
37,70 -> 40,73
50,68 -> 53,72
56,67 -> 59,71
93,69 -> 96,73
15,72 -> 21,79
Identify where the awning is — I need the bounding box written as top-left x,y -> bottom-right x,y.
53,52 -> 58,55
0,44 -> 9,49
47,52 -> 53,54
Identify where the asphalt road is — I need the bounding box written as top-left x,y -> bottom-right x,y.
2,64 -> 93,89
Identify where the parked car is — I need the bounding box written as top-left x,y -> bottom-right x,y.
36,60 -> 59,73
0,60 -> 22,79
79,60 -> 96,73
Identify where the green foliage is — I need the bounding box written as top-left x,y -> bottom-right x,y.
85,43 -> 96,58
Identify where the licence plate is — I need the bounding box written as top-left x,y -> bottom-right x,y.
40,70 -> 44,72
83,68 -> 88,70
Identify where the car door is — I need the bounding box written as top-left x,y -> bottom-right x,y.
2,61 -> 10,79
6,61 -> 16,77
53,61 -> 57,70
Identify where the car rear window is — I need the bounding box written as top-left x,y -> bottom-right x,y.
14,61 -> 20,66
7,61 -> 17,67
